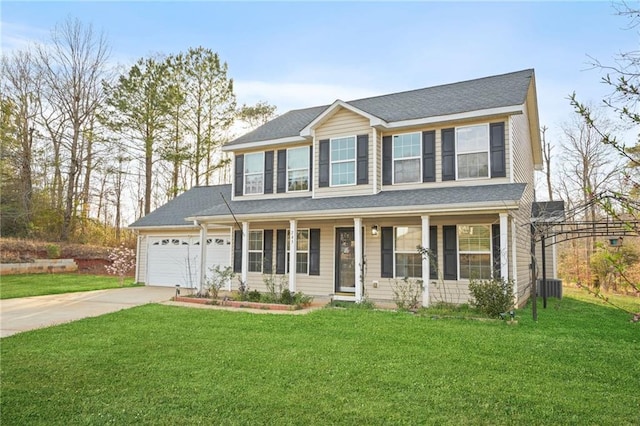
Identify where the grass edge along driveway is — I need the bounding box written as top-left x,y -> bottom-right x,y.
1,293 -> 638,425
0,273 -> 139,299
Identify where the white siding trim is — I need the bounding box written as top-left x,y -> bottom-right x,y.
222,136 -> 308,152
421,215 -> 430,307
241,222 -> 249,285
354,217 -> 363,302
289,219 -> 297,292
500,213 -> 509,281
382,105 -> 524,130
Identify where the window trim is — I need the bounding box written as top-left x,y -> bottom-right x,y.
455,124 -> 490,181
286,228 -> 310,275
248,229 -> 264,273
286,146 -> 310,193
392,132 -> 422,185
243,152 -> 265,195
393,226 -> 422,279
329,135 -> 357,187
457,224 -> 492,280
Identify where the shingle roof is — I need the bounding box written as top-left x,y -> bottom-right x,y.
226,69 -> 534,146
191,183 -> 527,219
128,185 -> 231,228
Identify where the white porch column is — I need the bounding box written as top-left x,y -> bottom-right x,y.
289,219 -> 297,292
421,215 -> 430,307
198,222 -> 208,293
500,213 -> 509,281
241,221 -> 249,286
354,217 -> 363,302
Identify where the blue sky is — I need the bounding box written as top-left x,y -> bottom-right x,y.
1,1 -> 637,144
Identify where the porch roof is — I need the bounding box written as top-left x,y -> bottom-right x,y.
190,183 -> 527,221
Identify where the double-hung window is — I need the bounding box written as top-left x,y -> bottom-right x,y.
330,136 -> 356,186
393,133 -> 421,184
456,125 -> 489,179
458,225 -> 491,279
287,147 -> 310,192
286,229 -> 309,274
244,152 -> 264,194
248,230 -> 263,272
395,226 -> 422,278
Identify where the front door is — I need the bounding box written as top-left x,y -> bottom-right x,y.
335,228 -> 356,293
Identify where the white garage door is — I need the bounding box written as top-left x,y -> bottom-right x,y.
147,233 -> 231,287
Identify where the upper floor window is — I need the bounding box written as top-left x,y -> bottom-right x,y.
244,152 -> 264,195
393,132 -> 421,184
395,226 -> 422,278
458,225 -> 491,279
248,230 -> 263,272
330,136 -> 356,186
456,125 -> 489,179
287,147 -> 310,192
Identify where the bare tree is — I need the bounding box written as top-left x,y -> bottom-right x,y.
541,126 -> 553,201
37,18 -> 110,240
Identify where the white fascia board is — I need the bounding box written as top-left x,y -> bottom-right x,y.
381,105 -> 524,130
190,200 -> 520,223
221,136 -> 308,152
128,224 -> 231,232
300,100 -> 387,137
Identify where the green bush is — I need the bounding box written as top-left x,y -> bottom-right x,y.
280,289 -> 294,305
390,277 -> 423,311
247,289 -> 261,302
468,277 -> 515,318
46,244 -> 60,259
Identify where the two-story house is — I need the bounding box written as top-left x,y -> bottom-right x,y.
130,69 -> 542,307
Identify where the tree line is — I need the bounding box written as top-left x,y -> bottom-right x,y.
1,18 -> 275,244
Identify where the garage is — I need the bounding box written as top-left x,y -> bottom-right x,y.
146,233 -> 231,288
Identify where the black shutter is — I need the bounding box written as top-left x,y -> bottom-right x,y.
263,230 -> 273,274
309,229 -> 320,276
422,131 -> 436,182
357,134 -> 369,185
382,136 -> 392,185
233,229 -> 243,273
492,224 -> 501,278
234,154 -> 244,196
443,225 -> 457,280
308,146 -> 313,191
277,149 -> 287,193
381,227 -> 394,278
264,151 -> 274,194
429,226 -> 438,279
319,140 -> 330,187
441,128 -> 455,181
490,122 -> 506,178
276,229 -> 286,274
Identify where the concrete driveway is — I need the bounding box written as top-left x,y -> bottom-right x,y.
0,286 -> 175,338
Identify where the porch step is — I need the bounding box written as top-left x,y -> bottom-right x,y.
332,292 -> 356,301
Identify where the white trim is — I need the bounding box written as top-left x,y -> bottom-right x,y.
289,220 -> 297,292
381,105 -> 524,130
198,222 -> 208,292
421,216 -> 430,307
329,135 -> 357,187
392,131 -> 422,185
222,136 -> 308,152
511,219 -> 518,297
354,218 -> 363,303
241,222 -> 249,284
372,128 -> 378,194
300,100 -> 386,137
286,228 -> 310,275
499,213 -> 509,281
509,117 -> 515,183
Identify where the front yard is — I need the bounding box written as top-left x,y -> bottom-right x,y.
0,274 -> 139,299
1,290 -> 638,425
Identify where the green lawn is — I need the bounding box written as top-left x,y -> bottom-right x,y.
1,294 -> 638,425
0,274 -> 139,299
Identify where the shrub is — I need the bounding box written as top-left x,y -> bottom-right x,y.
203,265 -> 235,299
46,244 -> 60,259
391,277 -> 423,311
280,288 -> 294,305
468,277 -> 515,318
247,289 -> 261,302
262,272 -> 287,303
292,291 -> 313,308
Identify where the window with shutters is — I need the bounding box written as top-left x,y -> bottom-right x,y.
287,147 -> 309,192
286,229 -> 309,274
393,133 -> 421,184
248,230 -> 263,272
458,225 -> 491,279
330,136 -> 356,186
395,226 -> 422,278
244,152 -> 264,195
456,124 -> 489,179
